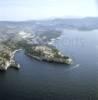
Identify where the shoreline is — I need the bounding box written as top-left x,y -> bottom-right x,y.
0,49 -> 22,71
27,53 -> 72,65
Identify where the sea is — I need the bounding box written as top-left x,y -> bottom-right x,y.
0,29 -> 97,100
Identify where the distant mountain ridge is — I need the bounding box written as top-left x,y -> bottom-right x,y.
0,17 -> 98,30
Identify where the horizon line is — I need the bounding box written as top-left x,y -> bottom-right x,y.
0,16 -> 98,22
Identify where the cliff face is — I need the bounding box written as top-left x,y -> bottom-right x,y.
27,45 -> 72,64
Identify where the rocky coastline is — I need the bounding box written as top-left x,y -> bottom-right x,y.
0,44 -> 72,71
0,49 -> 21,71
26,45 -> 73,65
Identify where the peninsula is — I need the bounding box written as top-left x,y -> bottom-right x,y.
26,45 -> 73,64
0,28 -> 73,71
0,43 -> 72,71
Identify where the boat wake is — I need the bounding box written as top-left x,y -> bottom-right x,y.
65,64 -> 80,72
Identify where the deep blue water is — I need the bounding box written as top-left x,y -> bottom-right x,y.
0,29 -> 97,100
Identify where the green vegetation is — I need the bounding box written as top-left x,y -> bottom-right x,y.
0,51 -> 10,61
26,45 -> 72,64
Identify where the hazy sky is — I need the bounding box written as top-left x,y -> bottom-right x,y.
0,0 -> 97,21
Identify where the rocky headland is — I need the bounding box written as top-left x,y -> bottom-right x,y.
26,45 -> 73,64
0,48 -> 21,71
